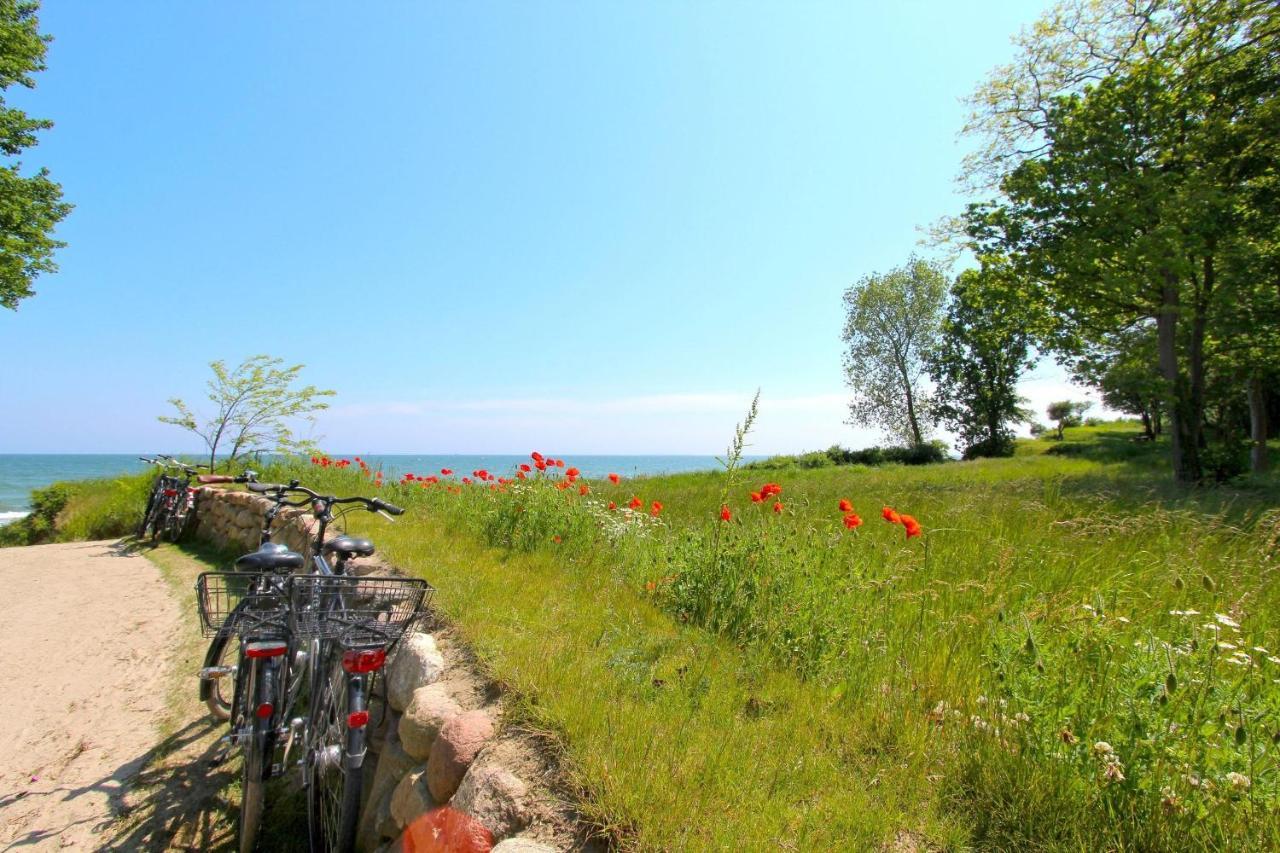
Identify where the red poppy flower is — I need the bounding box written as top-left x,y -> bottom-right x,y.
838,499 -> 853,513
842,512 -> 863,530
579,484 -> 589,495
441,468 -> 453,476
750,491 -> 763,503
535,460 -> 547,472
608,473 -> 621,484
761,483 -> 782,498
519,463 -> 531,473
644,580 -> 656,592
628,496 -> 642,510
650,501 -> 663,516
552,535 -> 561,544
531,451 -> 544,463
719,505 -> 732,522
608,501 -> 618,510
881,506 -> 900,524
462,477 -> 472,485
901,514 -> 922,538
517,471 -> 527,480
566,467 -> 580,477
555,459 -> 566,468
772,501 -> 783,514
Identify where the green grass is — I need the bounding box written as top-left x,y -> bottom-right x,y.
0,468 -> 154,546
256,424 -> 1280,850
22,425 -> 1279,849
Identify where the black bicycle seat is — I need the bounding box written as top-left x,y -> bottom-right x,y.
235,544 -> 305,572
321,535 -> 375,558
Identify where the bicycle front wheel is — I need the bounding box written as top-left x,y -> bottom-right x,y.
306,650 -> 364,852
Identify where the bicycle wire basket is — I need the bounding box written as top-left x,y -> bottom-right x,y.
195,571 -> 291,639
288,575 -> 432,647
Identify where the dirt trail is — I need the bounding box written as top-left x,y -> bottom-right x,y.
0,541 -> 184,850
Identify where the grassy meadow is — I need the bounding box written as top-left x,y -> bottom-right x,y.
11,422 -> 1279,849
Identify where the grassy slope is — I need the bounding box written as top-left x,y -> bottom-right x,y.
20,426 -> 1279,849
283,423 -> 1279,850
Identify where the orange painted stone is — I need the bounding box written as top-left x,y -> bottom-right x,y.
395,806 -> 494,853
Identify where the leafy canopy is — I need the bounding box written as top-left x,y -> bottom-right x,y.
0,0 -> 70,310
159,355 -> 336,471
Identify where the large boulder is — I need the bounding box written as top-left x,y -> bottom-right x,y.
390,765 -> 436,829
387,633 -> 445,711
399,684 -> 463,760
396,806 -> 493,853
359,731 -> 417,843
427,710 -> 495,802
452,755 -> 530,840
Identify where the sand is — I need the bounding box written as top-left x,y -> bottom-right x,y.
0,541 -> 181,850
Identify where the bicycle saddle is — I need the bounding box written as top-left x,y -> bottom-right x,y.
235,543 -> 305,572
321,535 -> 375,558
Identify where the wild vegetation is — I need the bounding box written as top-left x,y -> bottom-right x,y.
232,421 -> 1277,849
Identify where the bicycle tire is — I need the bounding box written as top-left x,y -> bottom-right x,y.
306,648 -> 364,852
238,656 -> 278,853
137,487 -> 158,537
200,631 -> 239,721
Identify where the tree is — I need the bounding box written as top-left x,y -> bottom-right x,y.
961,0 -> 1280,481
841,257 -> 948,447
1073,326 -> 1165,440
1046,400 -> 1089,440
928,265 -> 1034,459
1,0 -> 71,310
160,355 -> 336,471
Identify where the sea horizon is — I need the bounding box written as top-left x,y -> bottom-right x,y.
0,452 -> 754,518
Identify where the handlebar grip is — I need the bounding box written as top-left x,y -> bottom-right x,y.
247,481 -> 285,493
373,499 -> 405,516
197,474 -> 236,484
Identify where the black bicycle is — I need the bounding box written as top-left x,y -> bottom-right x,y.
137,455 -> 218,542
196,483 -> 429,852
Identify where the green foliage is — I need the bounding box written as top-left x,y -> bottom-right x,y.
928,265 -> 1034,459
747,441 -> 947,471
841,256 -> 948,448
0,0 -> 71,310
159,354 -> 335,472
0,471 -> 152,546
960,0 -> 1280,482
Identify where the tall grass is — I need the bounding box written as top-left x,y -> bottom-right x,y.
254,424 -> 1280,848
0,469 -> 155,546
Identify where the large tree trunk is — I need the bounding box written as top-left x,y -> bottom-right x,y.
898,358 -> 923,448
1249,374 -> 1270,473
1157,273 -> 1201,482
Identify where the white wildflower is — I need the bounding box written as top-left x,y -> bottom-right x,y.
1117,616 -> 1130,624
1216,613 -> 1240,628
1216,641 -> 1237,651
1093,741 -> 1114,756
1225,772 -> 1251,790
1267,656 -> 1280,666
1252,646 -> 1268,654
1103,761 -> 1126,784
1169,609 -> 1200,617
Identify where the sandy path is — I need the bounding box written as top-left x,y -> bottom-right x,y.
0,541 -> 182,851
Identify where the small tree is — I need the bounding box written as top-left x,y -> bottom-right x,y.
160,355 -> 335,471
842,256 -> 948,447
1046,400 -> 1089,440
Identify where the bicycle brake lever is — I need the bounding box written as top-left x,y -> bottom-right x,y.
376,510 -> 396,523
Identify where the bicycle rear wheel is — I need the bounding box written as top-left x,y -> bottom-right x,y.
306,649 -> 364,852
201,632 -> 240,721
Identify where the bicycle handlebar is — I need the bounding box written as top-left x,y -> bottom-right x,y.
246,482 -> 404,516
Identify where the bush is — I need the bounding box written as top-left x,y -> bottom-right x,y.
748,442 -> 947,471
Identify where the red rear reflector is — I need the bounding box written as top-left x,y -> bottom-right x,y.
341,648 -> 386,674
245,642 -> 288,658
256,702 -> 273,719
347,710 -> 370,728
163,488 -> 179,497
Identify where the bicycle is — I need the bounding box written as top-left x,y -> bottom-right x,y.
195,483 -> 429,852
137,455 -> 221,542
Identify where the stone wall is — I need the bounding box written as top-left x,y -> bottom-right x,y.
191,487 -> 580,853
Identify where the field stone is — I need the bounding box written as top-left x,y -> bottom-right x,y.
426,710 -> 495,802
390,765 -> 436,828
399,683 -> 463,760
387,633 -> 445,711
451,755 -> 530,840
490,840 -> 557,853
360,730 -> 417,841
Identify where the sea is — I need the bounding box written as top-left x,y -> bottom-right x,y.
0,453 -> 743,524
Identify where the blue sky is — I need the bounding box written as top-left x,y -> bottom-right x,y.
1,1 -> 1098,454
